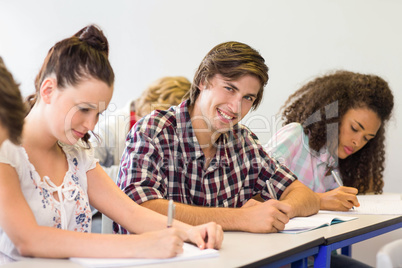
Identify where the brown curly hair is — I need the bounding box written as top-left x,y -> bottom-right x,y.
281,70 -> 394,194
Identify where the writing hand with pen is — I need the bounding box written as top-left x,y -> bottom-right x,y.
167,199 -> 223,250
240,198 -> 292,233
316,170 -> 360,211
238,181 -> 292,233
239,179 -> 321,233
131,199 -> 223,259
317,187 -> 360,211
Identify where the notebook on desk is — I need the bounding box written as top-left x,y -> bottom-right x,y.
320,193 -> 402,215
70,243 -> 219,268
280,212 -> 357,234
353,193 -> 402,214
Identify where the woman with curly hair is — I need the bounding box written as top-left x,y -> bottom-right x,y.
265,70 -> 394,211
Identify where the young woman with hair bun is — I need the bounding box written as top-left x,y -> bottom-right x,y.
0,25 -> 222,262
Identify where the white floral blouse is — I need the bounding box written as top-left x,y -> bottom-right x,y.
0,139 -> 97,260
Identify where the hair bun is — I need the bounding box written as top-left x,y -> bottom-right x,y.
74,25 -> 109,56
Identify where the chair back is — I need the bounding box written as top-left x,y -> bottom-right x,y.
101,214 -> 114,234
376,239 -> 402,268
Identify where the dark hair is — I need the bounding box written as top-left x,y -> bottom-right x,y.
281,70 -> 394,193
26,25 -> 114,145
185,41 -> 269,111
0,57 -> 25,144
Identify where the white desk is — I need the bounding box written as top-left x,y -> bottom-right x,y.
1,231 -> 324,268
1,214 -> 401,268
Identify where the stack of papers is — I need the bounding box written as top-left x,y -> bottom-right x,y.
70,243 -> 219,267
281,213 -> 357,234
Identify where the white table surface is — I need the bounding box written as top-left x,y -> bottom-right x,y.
1,214 -> 400,268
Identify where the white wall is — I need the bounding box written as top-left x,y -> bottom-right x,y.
0,0 -> 401,266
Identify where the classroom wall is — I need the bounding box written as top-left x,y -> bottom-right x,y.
0,0 -> 401,266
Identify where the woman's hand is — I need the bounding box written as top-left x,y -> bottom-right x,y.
186,222 -> 223,250
318,187 -> 360,211
133,228 -> 188,258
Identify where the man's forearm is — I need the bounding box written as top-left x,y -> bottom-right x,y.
140,199 -> 248,231
280,180 -> 320,218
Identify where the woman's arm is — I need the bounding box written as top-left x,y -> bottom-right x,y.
87,164 -> 223,249
0,163 -> 218,259
140,198 -> 292,233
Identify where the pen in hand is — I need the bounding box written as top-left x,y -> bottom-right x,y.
167,199 -> 176,228
331,169 -> 355,209
266,180 -> 278,200
331,169 -> 343,187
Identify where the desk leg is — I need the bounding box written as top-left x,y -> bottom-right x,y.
314,245 -> 331,267
341,245 -> 351,256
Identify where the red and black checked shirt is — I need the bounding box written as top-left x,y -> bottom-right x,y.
115,101 -> 297,234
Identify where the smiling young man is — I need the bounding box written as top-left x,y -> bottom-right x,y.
116,42 -> 320,234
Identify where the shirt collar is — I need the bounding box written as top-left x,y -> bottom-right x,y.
175,100 -> 230,166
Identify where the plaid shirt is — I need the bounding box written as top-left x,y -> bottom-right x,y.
116,101 -> 297,234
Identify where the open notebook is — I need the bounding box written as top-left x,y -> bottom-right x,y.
280,213 -> 357,234
70,243 -> 219,268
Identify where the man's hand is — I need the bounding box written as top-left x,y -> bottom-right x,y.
240,199 -> 292,233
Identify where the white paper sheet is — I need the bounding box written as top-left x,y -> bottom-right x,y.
70,243 -> 219,267
320,193 -> 402,215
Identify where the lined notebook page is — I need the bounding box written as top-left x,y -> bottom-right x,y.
353,193 -> 402,214
321,193 -> 402,215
